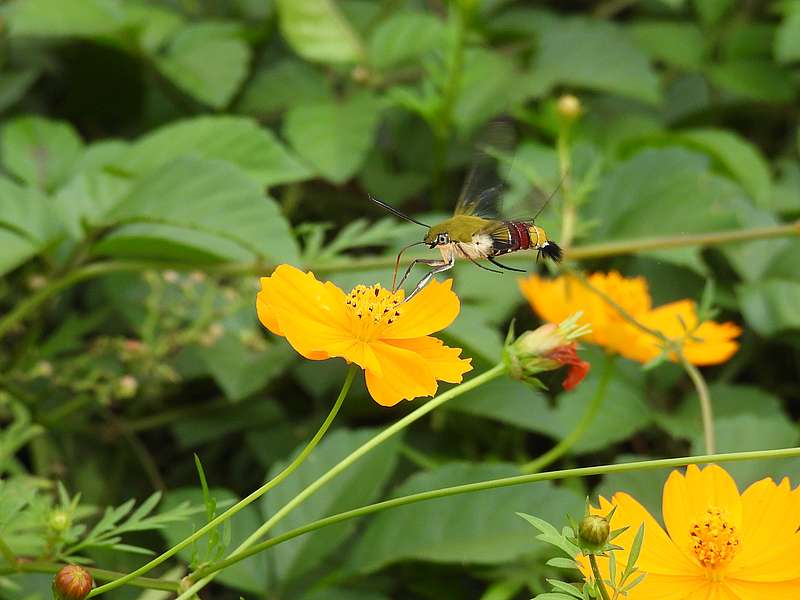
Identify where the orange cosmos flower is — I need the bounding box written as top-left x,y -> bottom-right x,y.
257,264 -> 472,407
582,464 -> 800,599
519,272 -> 741,365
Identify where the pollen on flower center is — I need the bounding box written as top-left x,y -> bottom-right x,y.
689,506 -> 740,570
345,284 -> 404,325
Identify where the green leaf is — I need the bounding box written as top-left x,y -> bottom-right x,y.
300,588 -> 390,600
53,171 -> 132,239
348,463 -> 583,573
276,0 -> 364,63
262,427 -> 401,582
454,48 -> 520,136
708,59 -> 795,103
736,278 -> 800,335
693,0 -> 734,25
1,115 -> 84,191
0,176 -> 61,275
155,23 -> 251,109
0,69 -> 39,113
367,11 -> 444,70
691,413 -> 800,487
776,11 -> 800,63
171,398 -> 284,448
106,157 -> 299,264
160,487 -> 270,593
628,21 -> 708,69
284,93 -> 382,183
678,128 -> 771,206
119,116 -> 311,187
236,58 -> 332,117
529,17 -> 661,104
7,0 -> 126,37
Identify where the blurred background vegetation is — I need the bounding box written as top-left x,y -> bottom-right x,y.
1,0 -> 799,598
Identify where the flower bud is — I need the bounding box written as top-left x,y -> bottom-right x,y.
116,375 -> 139,399
48,509 -> 71,532
578,514 -> 610,552
505,313 -> 591,390
557,94 -> 582,120
52,565 -> 93,600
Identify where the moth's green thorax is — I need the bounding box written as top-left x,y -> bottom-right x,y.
424,216 -> 490,244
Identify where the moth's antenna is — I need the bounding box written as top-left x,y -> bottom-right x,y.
392,241 -> 426,290
533,170 -> 570,221
369,195 -> 430,228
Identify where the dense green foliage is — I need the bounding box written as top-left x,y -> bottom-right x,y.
1,0 -> 799,598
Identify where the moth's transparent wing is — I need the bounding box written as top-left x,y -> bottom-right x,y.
453,119 -> 517,218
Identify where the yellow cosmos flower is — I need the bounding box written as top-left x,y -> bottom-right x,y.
519,272 -> 741,365
583,465 -> 800,599
257,264 -> 472,407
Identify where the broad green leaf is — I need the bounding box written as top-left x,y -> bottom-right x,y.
529,17 -> 661,104
693,0 -> 734,25
776,11 -> 800,62
0,69 -> 39,113
171,398 -> 284,448
442,304 -> 505,364
107,157 -> 299,263
629,21 -> 708,69
284,93 -> 382,183
7,0 -> 126,37
262,428 -> 401,582
119,116 -> 311,187
1,115 -> 84,191
708,60 -> 795,103
368,11 -> 444,70
53,172 -> 132,239
656,384 -> 787,441
0,176 -> 61,275
679,128 -> 771,206
348,462 -> 583,573
454,48 -> 521,136
156,23 -> 251,109
736,278 -> 800,335
691,413 -> 800,487
123,3 -> 184,53
721,22 -> 774,60
300,588 -> 390,600
236,58 -> 332,117
276,0 -> 364,63
160,487 -> 269,593
596,455 -> 669,517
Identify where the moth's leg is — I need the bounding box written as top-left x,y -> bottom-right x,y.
395,258 -> 446,291
404,256 -> 455,302
488,256 -> 526,273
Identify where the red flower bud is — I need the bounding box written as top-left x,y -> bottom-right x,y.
52,565 -> 93,600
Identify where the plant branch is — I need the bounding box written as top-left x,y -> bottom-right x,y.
194,446 -> 800,579
88,364 -> 357,598
680,356 -> 716,454
589,554 -> 612,600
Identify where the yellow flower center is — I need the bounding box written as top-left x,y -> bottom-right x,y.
689,506 -> 740,572
345,284 -> 403,328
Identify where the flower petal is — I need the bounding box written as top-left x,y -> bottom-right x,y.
728,477 -> 800,581
364,340 -> 439,406
725,578 -> 800,600
662,465 -> 743,564
258,265 -> 352,360
382,279 -> 460,339
386,336 -> 472,383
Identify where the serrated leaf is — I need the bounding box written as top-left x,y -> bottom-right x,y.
106,156 -> 299,264
708,60 -> 795,103
7,0 -> 127,37
156,24 -> 251,109
368,11 -> 444,69
736,279 -> 800,335
284,93 -> 382,183
119,116 -> 311,187
276,0 -> 364,63
237,58 -> 331,117
629,20 -> 707,69
1,115 -> 84,191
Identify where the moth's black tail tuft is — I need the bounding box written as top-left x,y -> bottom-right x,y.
539,241 -> 563,262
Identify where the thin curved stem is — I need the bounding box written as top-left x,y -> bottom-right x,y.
193,446 -> 800,579
589,554 -> 612,600
520,354 -> 615,474
681,356 -> 715,454
87,364 -> 357,598
175,363 -> 508,600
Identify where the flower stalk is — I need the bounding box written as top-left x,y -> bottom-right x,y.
589,554 -> 612,600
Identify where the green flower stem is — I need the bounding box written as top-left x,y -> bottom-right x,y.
87,364 -> 357,599
520,354 -> 615,474
589,554 -> 612,600
680,357 -> 716,454
175,363 -> 509,600
0,561 -> 178,592
194,446 -> 800,580
2,222 -> 797,342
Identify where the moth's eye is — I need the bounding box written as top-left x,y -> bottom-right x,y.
438,233 -> 448,244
